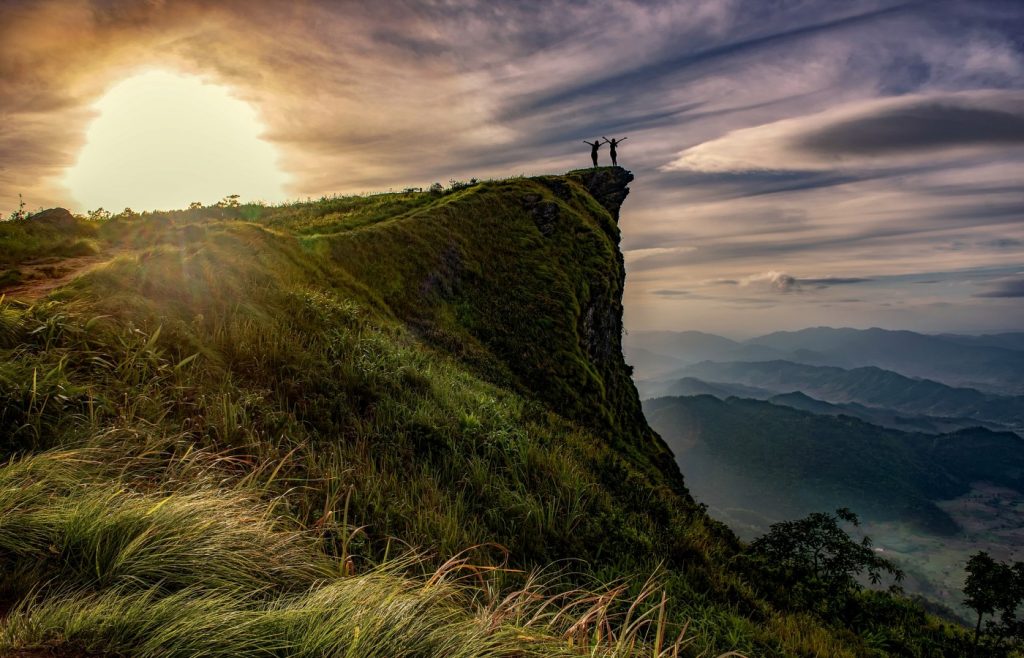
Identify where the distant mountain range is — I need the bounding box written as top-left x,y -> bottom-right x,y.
641,377 -> 1013,434
626,327 -> 1024,395
643,394 -> 1024,536
634,326 -> 1024,623
641,360 -> 1024,433
766,391 -> 1007,435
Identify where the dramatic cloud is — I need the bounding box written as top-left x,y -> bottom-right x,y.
2,0 -> 1022,334
664,92 -> 1024,173
796,103 -> 1024,155
975,278 -> 1024,298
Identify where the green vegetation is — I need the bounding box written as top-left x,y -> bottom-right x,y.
0,169 -> 984,656
0,208 -> 100,286
744,509 -> 903,613
643,394 -> 1024,534
964,551 -> 1024,655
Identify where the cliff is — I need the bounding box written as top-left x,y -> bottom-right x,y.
326,166 -> 684,492
0,170 -> 932,657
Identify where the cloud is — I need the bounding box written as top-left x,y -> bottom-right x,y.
742,271 -> 799,292
663,91 -> 1024,173
796,103 -> 1024,155
985,238 -> 1023,249
737,271 -> 873,293
3,0 -> 1024,335
800,277 -> 873,286
975,278 -> 1024,298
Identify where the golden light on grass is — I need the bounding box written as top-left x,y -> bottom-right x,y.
65,70 -> 287,212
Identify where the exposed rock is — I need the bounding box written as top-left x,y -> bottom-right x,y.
566,167 -> 634,221
27,207 -> 77,229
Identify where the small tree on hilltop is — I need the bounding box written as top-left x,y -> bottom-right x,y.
745,508 -> 903,615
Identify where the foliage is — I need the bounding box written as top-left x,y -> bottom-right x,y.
744,508 -> 903,615
964,551 -> 1024,654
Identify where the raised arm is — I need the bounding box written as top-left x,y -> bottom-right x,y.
618,136 -> 628,142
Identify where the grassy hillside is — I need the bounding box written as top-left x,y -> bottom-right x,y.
0,170 -> 971,657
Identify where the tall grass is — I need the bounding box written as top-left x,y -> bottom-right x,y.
0,448 -> 727,658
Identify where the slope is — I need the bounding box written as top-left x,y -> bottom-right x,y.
0,170 -> 966,657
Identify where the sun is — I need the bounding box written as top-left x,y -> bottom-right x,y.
65,70 -> 287,212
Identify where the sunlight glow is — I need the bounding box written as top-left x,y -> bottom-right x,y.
65,70 -> 287,212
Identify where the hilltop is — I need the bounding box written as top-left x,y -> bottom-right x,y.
0,169 -> 971,656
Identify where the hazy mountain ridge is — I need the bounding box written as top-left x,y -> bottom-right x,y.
626,327 -> 1024,395
767,390 -> 1005,434
661,360 -> 1024,432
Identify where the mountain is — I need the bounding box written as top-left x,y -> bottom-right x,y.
643,395 -> 1024,535
670,360 -> 1024,432
769,390 -> 851,415
627,327 -> 1024,395
767,391 -> 1005,434
643,394 -> 1024,620
625,330 -> 741,360
621,344 -> 688,379
937,332 -> 1024,352
748,327 -> 1024,394
636,375 -> 777,401
623,330 -> 789,377
3,168 -> 969,656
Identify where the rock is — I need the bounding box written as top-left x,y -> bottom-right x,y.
27,208 -> 77,229
565,167 -> 634,222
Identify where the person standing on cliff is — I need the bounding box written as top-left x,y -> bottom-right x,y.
583,138 -> 603,167
603,136 -> 627,166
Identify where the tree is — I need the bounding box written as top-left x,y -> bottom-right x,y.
87,207 -> 112,222
964,551 -> 1024,656
745,508 -> 903,615
9,193 -> 27,221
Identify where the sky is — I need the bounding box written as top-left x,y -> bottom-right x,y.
1,0 -> 1022,336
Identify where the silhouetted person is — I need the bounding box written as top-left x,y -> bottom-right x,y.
603,136 -> 627,166
583,139 -> 603,167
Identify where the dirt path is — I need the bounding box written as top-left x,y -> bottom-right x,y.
0,254 -> 114,301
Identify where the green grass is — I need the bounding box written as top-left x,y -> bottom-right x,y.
0,450 -> 708,658
0,170 -> 976,657
0,214 -> 99,268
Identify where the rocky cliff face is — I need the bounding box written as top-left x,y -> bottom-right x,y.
567,166 -> 635,222
568,168 -> 686,492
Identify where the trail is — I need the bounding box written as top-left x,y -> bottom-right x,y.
0,253 -> 115,301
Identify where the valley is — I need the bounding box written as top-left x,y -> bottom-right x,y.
630,328 -> 1024,623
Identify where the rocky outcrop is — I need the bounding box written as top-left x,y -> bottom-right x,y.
567,166 -> 635,222
28,208 -> 77,229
